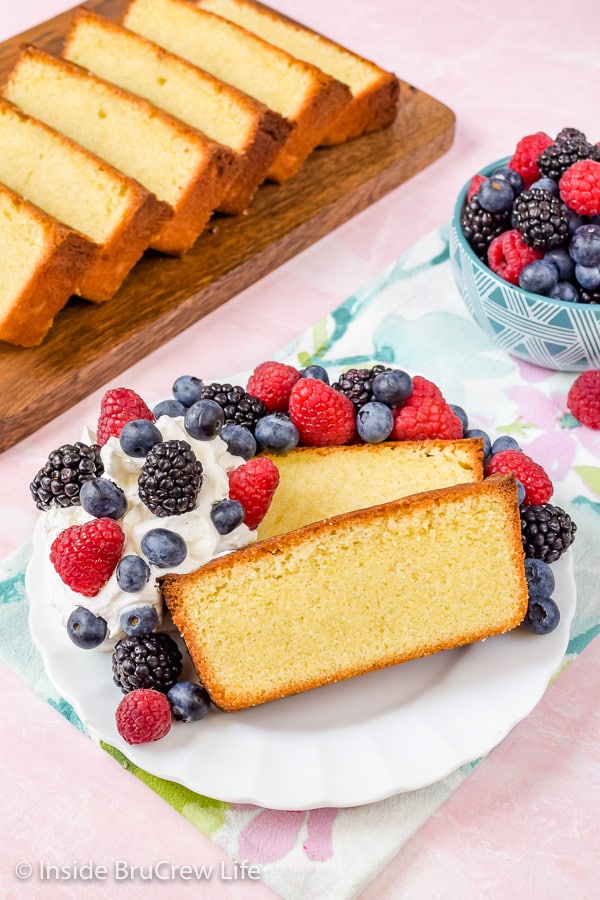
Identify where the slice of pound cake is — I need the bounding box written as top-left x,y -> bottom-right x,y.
197,0 -> 400,144
257,438 -> 484,539
0,183 -> 96,346
3,46 -> 236,255
62,9 -> 291,215
0,99 -> 169,302
160,475 -> 528,711
121,0 -> 353,182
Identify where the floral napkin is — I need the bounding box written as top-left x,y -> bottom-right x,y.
2,225 -> 599,900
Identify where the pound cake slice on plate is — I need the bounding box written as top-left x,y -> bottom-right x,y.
0,99 -> 169,302
257,438 -> 484,539
0,183 -> 96,346
160,475 -> 528,711
121,0 -> 353,182
197,0 -> 400,145
62,9 -> 292,215
3,46 -> 236,255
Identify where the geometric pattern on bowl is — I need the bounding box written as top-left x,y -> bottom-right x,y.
449,221 -> 600,372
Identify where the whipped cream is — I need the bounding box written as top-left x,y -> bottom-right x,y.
39,416 -> 255,648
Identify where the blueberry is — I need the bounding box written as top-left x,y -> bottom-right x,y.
544,247 -> 575,281
141,528 -> 187,567
529,177 -> 559,195
172,375 -> 204,407
449,404 -> 468,434
301,365 -> 329,384
67,606 -> 107,649
491,165 -> 524,194
153,399 -> 187,419
184,399 -> 225,440
491,435 -> 520,454
220,424 -> 257,460
116,554 -> 151,592
563,204 -> 583,236
550,282 -> 580,303
210,499 -> 245,534
119,420 -> 163,458
524,596 -> 560,635
356,401 -> 394,443
167,681 -> 211,722
255,413 -> 299,453
575,263 -> 600,291
372,369 -> 413,406
519,259 -> 559,296
516,479 -> 526,506
524,558 -> 556,599
80,478 -> 127,520
477,176 -> 514,214
465,428 -> 491,460
569,224 -> 600,266
120,603 -> 159,636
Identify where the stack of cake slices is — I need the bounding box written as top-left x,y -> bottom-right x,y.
0,0 -> 399,346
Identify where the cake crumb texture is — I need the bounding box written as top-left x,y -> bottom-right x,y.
0,183 -> 96,346
257,438 -> 484,538
197,0 -> 400,144
161,476 -> 528,711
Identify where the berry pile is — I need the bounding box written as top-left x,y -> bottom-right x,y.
460,126 -> 600,302
31,360 -> 580,743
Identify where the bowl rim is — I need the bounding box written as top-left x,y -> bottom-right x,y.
451,155 -> 600,317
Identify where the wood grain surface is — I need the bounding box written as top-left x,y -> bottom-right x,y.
0,0 -> 455,452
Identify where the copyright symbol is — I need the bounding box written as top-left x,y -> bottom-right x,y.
15,861 -> 32,879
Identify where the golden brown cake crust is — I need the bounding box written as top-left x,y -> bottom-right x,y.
320,72 -> 400,145
160,475 -> 528,712
198,0 -> 400,147
0,98 -> 170,302
265,72 -> 351,182
220,106 -> 293,213
122,0 -> 352,183
4,46 -> 236,256
0,184 -> 97,347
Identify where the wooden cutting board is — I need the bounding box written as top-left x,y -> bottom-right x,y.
0,0 -> 455,452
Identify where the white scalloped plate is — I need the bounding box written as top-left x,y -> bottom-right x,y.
26,517 -> 576,810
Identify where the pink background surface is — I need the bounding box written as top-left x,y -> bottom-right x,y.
1,1 -> 600,897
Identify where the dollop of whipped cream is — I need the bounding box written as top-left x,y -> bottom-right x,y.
40,416 -> 255,648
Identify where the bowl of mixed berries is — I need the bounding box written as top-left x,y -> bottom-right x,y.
450,126 -> 600,371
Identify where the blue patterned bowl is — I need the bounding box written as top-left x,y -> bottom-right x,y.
450,157 -> 600,371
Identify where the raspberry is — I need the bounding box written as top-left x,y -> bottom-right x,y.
508,132 -> 553,187
391,395 -> 463,441
567,370 -> 600,429
288,378 -> 356,446
115,688 -> 172,745
50,517 -> 125,597
96,387 -> 154,446
485,450 -> 553,505
246,361 -> 300,413
487,229 -> 543,285
403,374 -> 443,402
467,174 -> 486,202
228,457 -> 280,530
559,159 -> 600,217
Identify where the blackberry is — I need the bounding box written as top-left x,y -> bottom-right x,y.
332,365 -> 389,410
138,439 -> 203,517
520,503 -> 577,563
537,137 -> 600,182
512,188 -> 569,250
555,127 -> 587,144
579,288 -> 600,305
460,196 -> 510,260
112,632 -> 183,694
30,442 -> 104,511
199,382 -> 266,433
